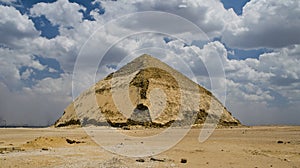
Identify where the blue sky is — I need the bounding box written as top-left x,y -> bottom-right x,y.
221,0 -> 250,15
0,0 -> 300,126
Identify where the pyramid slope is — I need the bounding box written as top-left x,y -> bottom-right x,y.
55,54 -> 240,127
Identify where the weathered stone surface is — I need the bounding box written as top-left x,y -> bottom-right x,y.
54,54 -> 240,127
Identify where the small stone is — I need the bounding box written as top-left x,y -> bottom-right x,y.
180,158 -> 187,163
122,126 -> 130,130
277,140 -> 284,144
66,139 -> 76,144
150,157 -> 165,162
136,158 -> 145,162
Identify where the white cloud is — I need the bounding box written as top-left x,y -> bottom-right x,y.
0,0 -> 17,4
96,0 -> 238,39
223,45 -> 300,124
48,67 -> 58,73
223,0 -> 300,49
30,0 -> 85,28
0,5 -> 40,48
30,36 -> 78,73
225,45 -> 300,102
20,68 -> 33,80
226,79 -> 274,103
0,47 -> 45,88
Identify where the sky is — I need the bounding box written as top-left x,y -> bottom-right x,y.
0,0 -> 299,126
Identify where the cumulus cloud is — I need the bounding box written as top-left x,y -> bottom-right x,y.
222,44 -> 300,124
98,0 -> 238,38
30,0 -> 85,28
223,0 -> 300,49
225,45 -> 300,103
0,5 -> 40,48
0,47 -> 46,88
0,0 -> 17,4
20,68 -> 33,80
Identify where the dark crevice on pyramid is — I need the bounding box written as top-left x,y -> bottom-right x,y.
128,104 -> 152,125
54,54 -> 241,128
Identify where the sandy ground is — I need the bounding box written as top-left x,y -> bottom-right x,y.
0,126 -> 300,168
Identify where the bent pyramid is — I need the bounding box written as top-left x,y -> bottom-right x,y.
55,54 -> 240,127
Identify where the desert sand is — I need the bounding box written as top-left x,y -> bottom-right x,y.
0,126 -> 299,168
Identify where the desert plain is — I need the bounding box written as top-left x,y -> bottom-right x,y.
0,126 -> 300,168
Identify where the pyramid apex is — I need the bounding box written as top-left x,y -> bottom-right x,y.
139,54 -> 153,58
134,54 -> 157,61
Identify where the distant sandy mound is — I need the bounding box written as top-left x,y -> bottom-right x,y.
22,137 -> 85,149
55,54 -> 241,128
